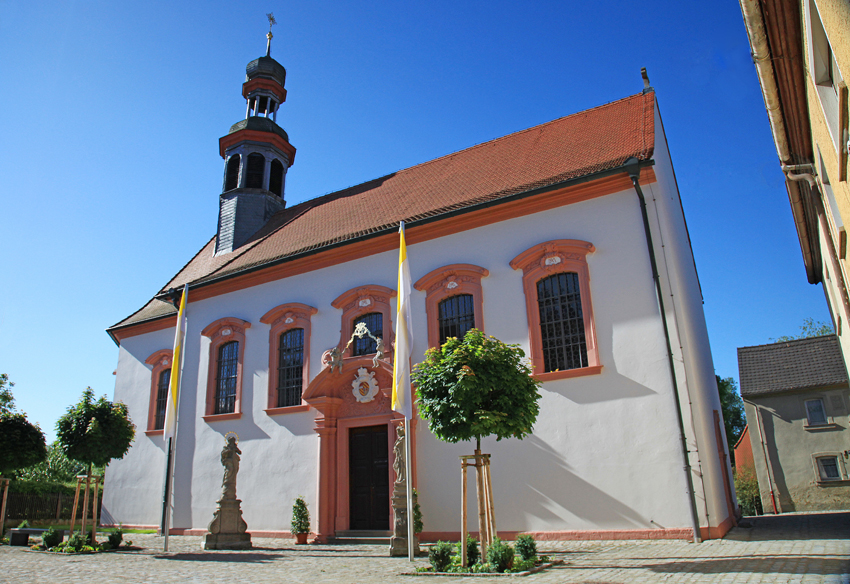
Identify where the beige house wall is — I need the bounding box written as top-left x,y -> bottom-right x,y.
744,387 -> 850,513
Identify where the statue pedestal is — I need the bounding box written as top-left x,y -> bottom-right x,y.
389,482 -> 420,557
203,498 -> 252,550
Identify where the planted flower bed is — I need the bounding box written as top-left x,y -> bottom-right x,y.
411,535 -> 562,576
28,526 -> 136,554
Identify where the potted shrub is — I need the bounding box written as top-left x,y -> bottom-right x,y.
291,496 -> 310,544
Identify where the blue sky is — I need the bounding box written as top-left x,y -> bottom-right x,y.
0,0 -> 831,442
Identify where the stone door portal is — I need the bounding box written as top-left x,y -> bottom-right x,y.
348,425 -> 390,530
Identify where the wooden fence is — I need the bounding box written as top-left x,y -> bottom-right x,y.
3,491 -> 102,521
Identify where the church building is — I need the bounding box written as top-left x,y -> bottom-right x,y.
103,38 -> 737,542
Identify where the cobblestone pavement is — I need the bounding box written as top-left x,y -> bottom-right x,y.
2,512 -> 848,584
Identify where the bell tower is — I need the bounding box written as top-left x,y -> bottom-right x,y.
216,14 -> 297,255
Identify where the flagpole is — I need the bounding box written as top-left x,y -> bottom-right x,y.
161,285 -> 188,552
404,417 -> 414,561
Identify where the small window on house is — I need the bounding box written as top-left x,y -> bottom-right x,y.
352,312 -> 382,356
277,328 -> 304,407
225,155 -> 240,191
809,0 -> 844,148
537,272 -> 588,372
438,294 -> 475,345
805,398 -> 828,426
154,369 -> 170,430
816,456 -> 841,481
215,341 -> 239,414
269,159 -> 284,197
246,153 -> 265,189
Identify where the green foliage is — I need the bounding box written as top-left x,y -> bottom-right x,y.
412,489 -> 423,534
429,540 -> 454,572
8,479 -> 81,495
716,376 -> 746,463
412,330 -> 542,444
60,531 -> 89,553
734,467 -> 763,516
41,526 -> 63,549
512,557 -> 537,572
486,537 -> 515,573
16,441 -> 88,483
291,496 -> 310,534
107,527 -> 123,549
0,374 -> 47,476
770,318 -> 834,343
452,534 -> 480,565
56,388 -> 135,468
514,533 -> 537,561
17,519 -> 30,529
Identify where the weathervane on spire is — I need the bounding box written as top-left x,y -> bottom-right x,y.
266,13 -> 276,57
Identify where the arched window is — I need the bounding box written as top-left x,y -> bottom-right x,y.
510,239 -> 600,381
536,273 -> 588,372
277,328 -> 304,407
215,341 -> 239,414
438,294 -> 475,345
269,159 -> 284,197
154,369 -> 171,430
225,155 -> 240,191
246,153 -> 265,189
353,312 -> 382,356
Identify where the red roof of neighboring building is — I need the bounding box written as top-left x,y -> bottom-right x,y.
110,91 -> 656,332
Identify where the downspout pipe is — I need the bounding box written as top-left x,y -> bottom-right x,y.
625,158 -> 702,543
744,399 -> 779,514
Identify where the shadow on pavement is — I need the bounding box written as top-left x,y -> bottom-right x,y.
724,512 -> 850,541
646,556 -> 850,575
153,552 -> 287,563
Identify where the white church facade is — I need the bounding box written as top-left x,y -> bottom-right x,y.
103,43 -> 737,542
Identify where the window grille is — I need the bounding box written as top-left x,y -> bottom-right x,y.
537,272 -> 588,372
225,155 -> 240,191
246,153 -> 265,189
277,328 -> 304,407
438,294 -> 475,345
269,159 -> 284,197
352,312 -> 382,356
215,341 -> 239,414
154,368 -> 170,430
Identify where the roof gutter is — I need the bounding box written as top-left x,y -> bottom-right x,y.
739,0 -> 817,282
108,158 -> 656,344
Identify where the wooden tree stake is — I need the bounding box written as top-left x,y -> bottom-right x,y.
484,457 -> 497,541
90,476 -> 101,544
81,473 -> 91,536
460,460 -> 468,568
70,476 -> 83,533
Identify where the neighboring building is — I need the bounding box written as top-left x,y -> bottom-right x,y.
734,425 -> 756,475
102,40 -> 737,542
739,1 -> 850,367
739,335 -> 850,513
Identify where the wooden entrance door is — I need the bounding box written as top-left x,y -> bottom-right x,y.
349,425 -> 389,530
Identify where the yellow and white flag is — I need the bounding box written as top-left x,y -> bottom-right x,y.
163,284 -> 188,441
391,222 -> 413,419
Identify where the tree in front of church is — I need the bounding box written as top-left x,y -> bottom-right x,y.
412,330 -> 541,560
0,373 -> 48,535
57,388 -> 135,542
769,317 -> 834,342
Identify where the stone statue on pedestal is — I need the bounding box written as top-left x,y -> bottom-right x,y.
203,436 -> 252,550
389,425 -> 420,557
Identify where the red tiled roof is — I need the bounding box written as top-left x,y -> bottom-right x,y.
111,92 -> 656,330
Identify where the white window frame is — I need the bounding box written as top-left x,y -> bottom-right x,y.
813,453 -> 845,482
805,397 -> 829,426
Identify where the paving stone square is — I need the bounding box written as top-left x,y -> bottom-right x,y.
2,512 -> 848,584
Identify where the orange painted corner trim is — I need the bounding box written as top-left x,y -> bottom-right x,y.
265,404 -> 312,415
202,412 -> 243,422
534,365 -> 603,382
219,129 -> 296,164
414,263 -> 489,349
144,429 -> 164,436
242,78 -> 287,102
700,515 -> 735,540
